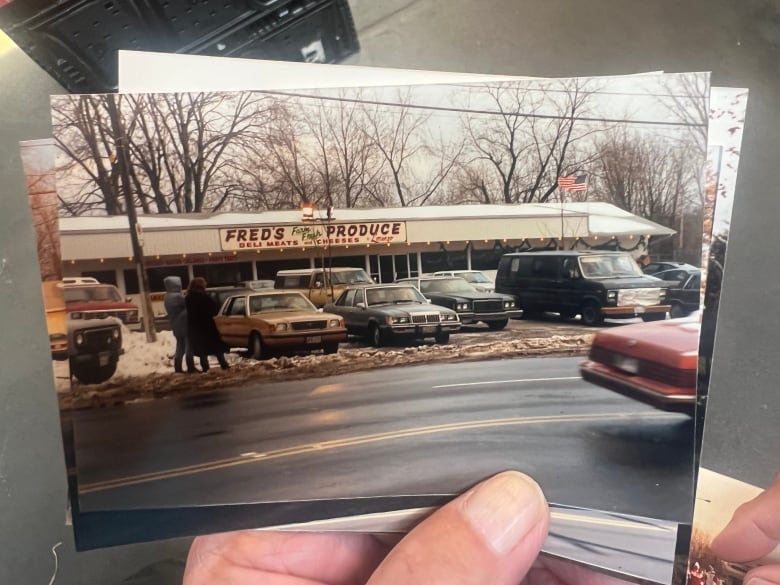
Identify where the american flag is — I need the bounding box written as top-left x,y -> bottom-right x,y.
557,174 -> 588,192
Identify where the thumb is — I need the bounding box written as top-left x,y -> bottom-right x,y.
367,471 -> 549,585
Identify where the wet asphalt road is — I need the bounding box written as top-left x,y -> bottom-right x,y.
73,355 -> 695,522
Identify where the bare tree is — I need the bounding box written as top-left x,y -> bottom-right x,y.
363,89 -> 464,207
51,95 -> 126,215
593,126 -> 701,259
459,79 -> 601,205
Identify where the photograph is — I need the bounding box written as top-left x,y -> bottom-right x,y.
43,72 -> 710,543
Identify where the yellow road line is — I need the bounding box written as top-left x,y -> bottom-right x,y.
80,411 -> 677,494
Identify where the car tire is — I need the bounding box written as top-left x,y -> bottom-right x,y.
71,359 -> 118,385
669,303 -> 688,319
641,313 -> 667,322
323,342 -> 339,355
580,302 -> 604,326
434,331 -> 450,344
249,332 -> 265,360
369,323 -> 384,348
487,319 -> 509,330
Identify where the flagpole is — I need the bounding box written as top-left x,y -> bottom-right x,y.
560,187 -> 566,250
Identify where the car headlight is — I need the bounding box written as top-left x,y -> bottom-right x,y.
328,319 -> 341,328
659,288 -> 667,301
128,310 -> 139,321
71,312 -> 83,319
386,316 -> 409,325
441,313 -> 456,321
75,333 -> 84,345
112,328 -> 120,339
503,301 -> 515,308
274,323 -> 289,332
456,303 -> 469,311
606,290 -> 618,303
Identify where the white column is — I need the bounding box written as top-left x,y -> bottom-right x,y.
187,264 -> 195,281
466,243 -> 472,270
251,259 -> 258,280
416,251 -> 423,276
116,267 -> 126,296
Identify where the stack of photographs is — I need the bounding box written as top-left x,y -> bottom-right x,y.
17,54 -> 750,584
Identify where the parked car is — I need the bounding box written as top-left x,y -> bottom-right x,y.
237,279 -> 275,290
396,276 -> 519,329
207,285 -> 255,311
325,284 -> 460,347
42,280 -> 122,384
63,281 -> 141,330
579,316 -> 700,414
215,291 -> 347,360
431,270 -> 496,292
495,251 -> 670,325
67,317 -> 123,384
652,268 -> 701,318
274,267 -> 373,307
642,261 -> 698,275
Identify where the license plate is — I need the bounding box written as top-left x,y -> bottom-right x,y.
306,336 -> 322,344
99,352 -> 111,367
614,355 -> 639,374
420,325 -> 437,335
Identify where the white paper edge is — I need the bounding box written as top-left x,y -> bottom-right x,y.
117,50 -> 666,93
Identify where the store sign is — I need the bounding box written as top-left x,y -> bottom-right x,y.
219,222 -> 407,251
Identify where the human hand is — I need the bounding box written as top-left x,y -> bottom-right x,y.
711,470 -> 780,585
183,471 -> 629,585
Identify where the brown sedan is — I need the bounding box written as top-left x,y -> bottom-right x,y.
215,291 -> 347,360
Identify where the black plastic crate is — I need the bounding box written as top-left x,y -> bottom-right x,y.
0,0 -> 359,93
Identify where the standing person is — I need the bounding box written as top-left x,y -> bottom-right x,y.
185,277 -> 229,372
163,275 -> 195,374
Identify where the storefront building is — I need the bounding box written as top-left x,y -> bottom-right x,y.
60,202 -> 674,314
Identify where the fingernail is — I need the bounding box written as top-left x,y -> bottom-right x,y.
461,471 -> 547,555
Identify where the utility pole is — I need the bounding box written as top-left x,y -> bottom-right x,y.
106,95 -> 157,342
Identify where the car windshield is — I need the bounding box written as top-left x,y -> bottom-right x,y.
249,293 -> 315,313
329,269 -> 373,285
420,278 -> 476,293
579,255 -> 644,278
365,286 -> 425,305
458,272 -> 491,284
64,285 -> 123,303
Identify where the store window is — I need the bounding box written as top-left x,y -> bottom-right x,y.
255,259 -> 310,280
193,262 -> 253,287
421,249 -> 467,273
147,266 -> 190,292
81,270 -> 117,286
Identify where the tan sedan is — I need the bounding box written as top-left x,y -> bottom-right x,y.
215,291 -> 347,360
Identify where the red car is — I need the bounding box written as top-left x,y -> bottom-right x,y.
579,317 -> 700,414
63,282 -> 142,330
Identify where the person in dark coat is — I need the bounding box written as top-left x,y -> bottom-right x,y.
185,277 -> 229,371
163,275 -> 195,373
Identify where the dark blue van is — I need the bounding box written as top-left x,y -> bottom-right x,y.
495,251 -> 670,325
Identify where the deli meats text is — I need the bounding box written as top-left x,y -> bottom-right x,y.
222,223 -> 405,248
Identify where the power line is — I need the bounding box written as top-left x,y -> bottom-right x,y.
260,90 -> 706,128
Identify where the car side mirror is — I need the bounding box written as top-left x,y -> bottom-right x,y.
313,281 -> 323,289
125,297 -> 132,302
317,308 -> 324,312
424,297 -> 431,303
356,302 -> 366,309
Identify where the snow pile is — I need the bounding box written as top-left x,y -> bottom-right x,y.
60,328 -> 595,410
115,326 -> 243,377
